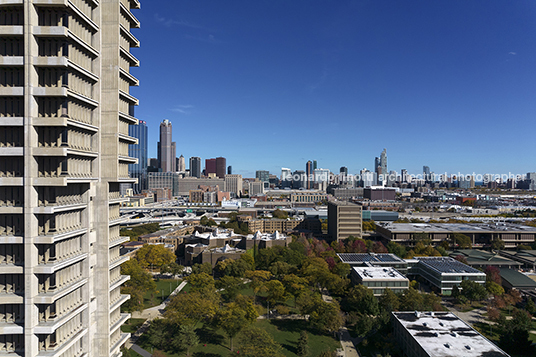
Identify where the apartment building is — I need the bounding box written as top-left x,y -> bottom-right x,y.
0,0 -> 141,355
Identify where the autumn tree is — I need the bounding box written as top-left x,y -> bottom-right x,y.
187,272 -> 215,294
235,327 -> 284,357
309,300 -> 344,333
216,297 -> 258,351
120,259 -> 156,312
215,275 -> 243,302
165,290 -> 220,327
135,244 -> 176,269
245,270 -> 271,302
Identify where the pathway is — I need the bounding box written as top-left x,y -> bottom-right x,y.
339,327 -> 361,357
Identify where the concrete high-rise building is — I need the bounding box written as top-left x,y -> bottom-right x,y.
225,174 -> 243,197
129,120 -> 148,193
158,120 -> 176,172
328,201 -> 363,241
216,157 -> 226,178
189,157 -> 202,178
0,0 -> 141,355
177,154 -> 186,172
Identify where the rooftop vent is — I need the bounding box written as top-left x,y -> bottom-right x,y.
465,345 -> 472,350
444,343 -> 451,348
423,323 -> 427,327
451,332 -> 457,337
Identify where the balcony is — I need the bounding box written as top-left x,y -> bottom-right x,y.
34,253 -> 87,274
34,303 -> 88,334
35,277 -> 87,304
109,275 -> 129,292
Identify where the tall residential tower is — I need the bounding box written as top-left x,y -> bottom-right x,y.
0,0 -> 141,355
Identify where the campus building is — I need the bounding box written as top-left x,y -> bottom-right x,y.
0,0 -> 141,355
392,312 -> 510,357
350,267 -> 409,296
328,201 -> 362,241
337,253 -> 408,274
376,223 -> 536,248
406,257 -> 486,295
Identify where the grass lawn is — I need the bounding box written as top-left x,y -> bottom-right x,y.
143,279 -> 182,309
140,319 -> 340,357
121,318 -> 146,333
123,349 -> 144,357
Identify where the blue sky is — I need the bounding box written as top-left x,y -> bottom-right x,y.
130,0 -> 536,178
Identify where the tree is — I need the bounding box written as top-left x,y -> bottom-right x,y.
282,274 -> 308,304
215,275 -> 243,302
498,308 -> 535,355
491,237 -> 505,250
121,259 -> 156,311
485,266 -> 502,285
399,288 -> 424,311
272,209 -> 289,219
343,285 -> 379,315
451,233 -> 472,249
171,324 -> 199,357
235,327 -> 284,357
379,288 -> 400,312
270,261 -> 294,278
191,262 -> 212,275
245,270 -> 272,302
265,280 -> 290,305
526,298 -> 536,315
187,272 -> 215,294
309,301 -> 344,333
297,331 -> 310,357
135,244 -> 176,269
354,313 -> 375,337
485,281 -> 505,296
165,290 -> 220,326
217,299 -> 258,351
460,280 -> 488,303
413,232 -> 431,245
386,241 -> 407,259
296,289 -> 323,316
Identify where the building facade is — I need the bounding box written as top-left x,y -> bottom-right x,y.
157,119 -> 175,172
189,156 -> 201,178
0,0 -> 140,355
225,174 -> 243,197
215,157 -> 226,178
327,201 -> 363,241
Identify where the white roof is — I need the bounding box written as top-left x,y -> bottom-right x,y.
352,267 -> 408,281
393,312 -> 509,357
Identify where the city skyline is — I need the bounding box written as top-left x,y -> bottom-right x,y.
131,0 -> 536,177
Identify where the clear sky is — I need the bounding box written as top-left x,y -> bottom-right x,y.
130,0 -> 536,178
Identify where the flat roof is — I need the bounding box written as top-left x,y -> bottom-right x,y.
338,253 -> 405,264
449,250 -> 522,266
415,257 -> 485,275
352,267 -> 408,281
393,311 -> 509,357
381,222 -> 536,233
328,201 -> 361,207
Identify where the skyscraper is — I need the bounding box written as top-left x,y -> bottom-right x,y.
256,170 -> 270,183
177,154 -> 186,172
375,149 -> 387,186
0,0 -> 140,355
216,157 -> 226,178
306,160 -> 313,189
158,119 -> 176,172
281,168 -> 292,188
189,157 -> 202,178
205,158 -> 217,176
227,166 -> 233,175
129,120 -> 149,193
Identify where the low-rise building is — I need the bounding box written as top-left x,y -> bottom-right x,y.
392,311 -> 509,357
448,249 -> 522,270
406,257 -> 486,295
351,267 -> 409,296
498,250 -> 536,271
376,223 -> 536,248
337,253 -> 408,274
499,268 -> 536,291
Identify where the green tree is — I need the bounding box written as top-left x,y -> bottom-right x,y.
272,209 -> 289,219
265,280 -> 290,305
309,301 -> 344,333
245,270 -> 272,302
498,308 -> 535,355
451,233 -> 472,249
354,313 -> 375,337
187,272 -> 215,294
165,290 -> 220,326
135,244 -> 176,269
171,324 -> 199,357
485,281 -> 505,296
297,331 -> 309,357
191,262 -> 212,275
386,241 -> 407,259
491,237 -> 505,250
296,289 -> 323,316
343,285 -> 379,315
235,327 -> 284,357
120,259 -> 156,312
269,261 -> 294,278
217,299 -> 258,351
460,280 -> 488,303
215,275 -> 243,302
379,288 -> 400,312
399,288 -> 424,311
282,274 -> 308,304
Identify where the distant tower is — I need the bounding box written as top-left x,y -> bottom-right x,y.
158,119 -> 176,172
216,157 -> 226,178
306,160 -> 313,189
177,154 -> 186,172
340,167 -> 348,175
190,157 -> 202,178
227,166 -> 232,175
375,149 -> 387,186
129,120 -> 148,192
205,158 -> 217,176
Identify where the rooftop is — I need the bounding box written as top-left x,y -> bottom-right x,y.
381,222 -> 536,233
393,311 -> 509,357
499,268 -> 536,289
449,250 -> 521,267
415,257 -> 485,275
338,253 -> 405,264
352,267 -> 408,280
